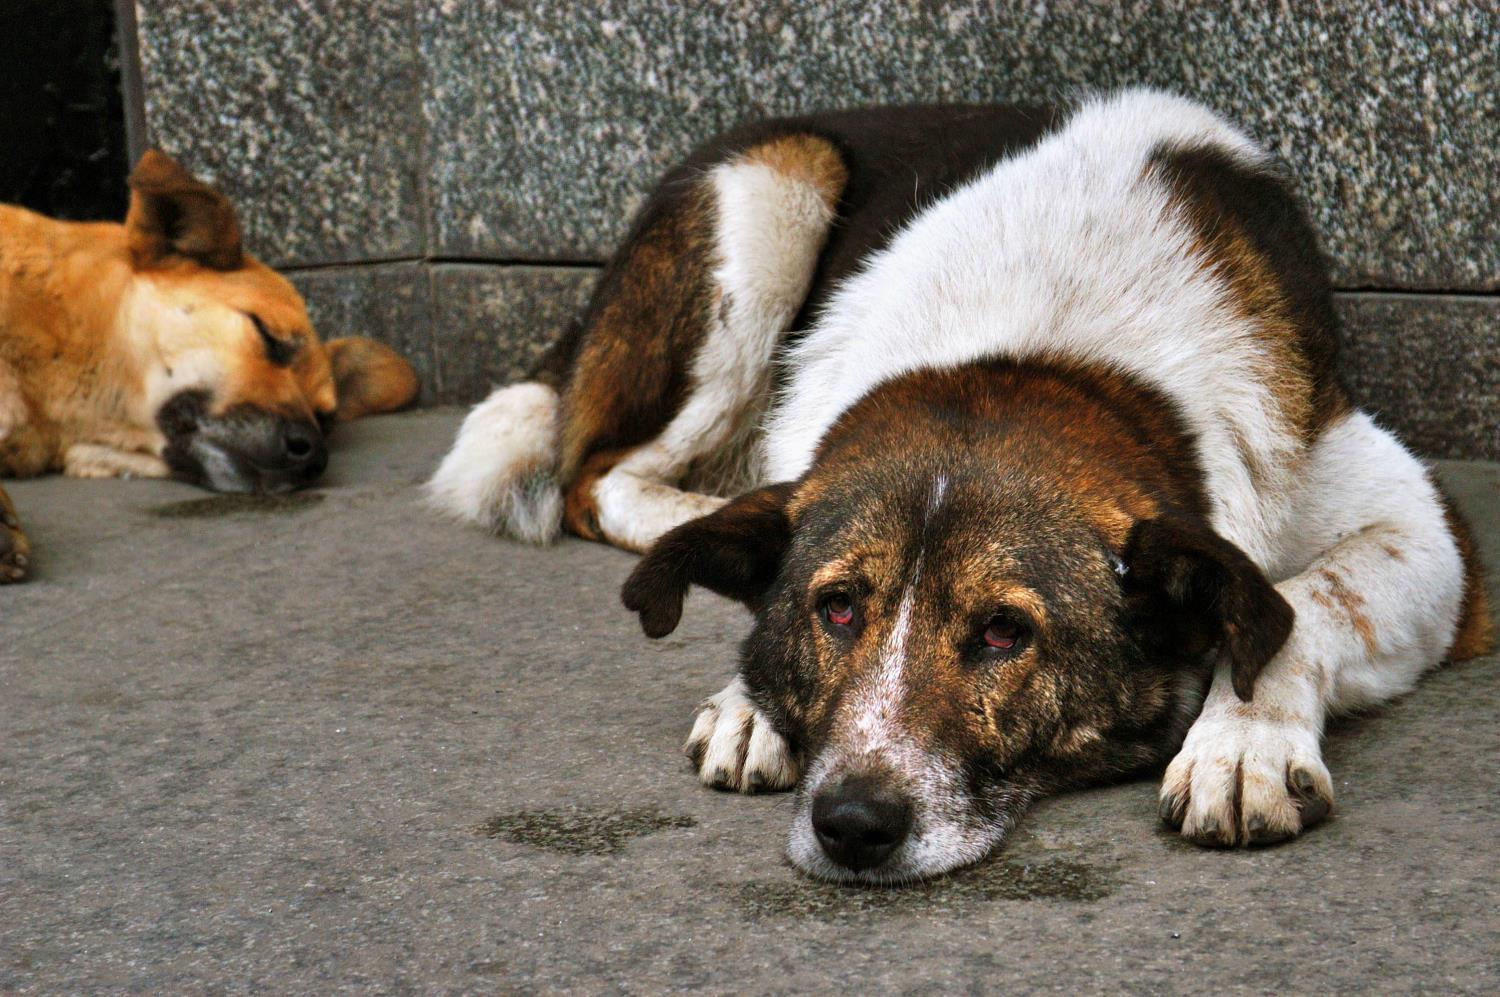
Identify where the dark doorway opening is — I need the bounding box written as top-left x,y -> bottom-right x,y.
0,0 -> 130,221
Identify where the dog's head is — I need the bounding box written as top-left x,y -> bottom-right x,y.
623,362 -> 1293,882
121,150 -> 416,493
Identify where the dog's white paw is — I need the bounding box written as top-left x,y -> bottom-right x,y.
684,677 -> 798,793
1159,707 -> 1334,847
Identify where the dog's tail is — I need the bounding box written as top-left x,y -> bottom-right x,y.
426,381 -> 564,544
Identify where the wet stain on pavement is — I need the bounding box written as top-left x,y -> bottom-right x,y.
732,858 -> 1115,919
480,807 -> 698,856
467,961 -> 510,977
149,492 -> 325,518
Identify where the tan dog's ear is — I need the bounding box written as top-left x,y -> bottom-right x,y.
326,338 -> 419,421
125,149 -> 243,270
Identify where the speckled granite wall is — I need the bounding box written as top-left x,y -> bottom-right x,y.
130,2 -> 1498,457
289,264 -> 440,404
135,1 -> 425,267
428,265 -> 597,404
1339,295 -> 1499,461
420,1 -> 1498,290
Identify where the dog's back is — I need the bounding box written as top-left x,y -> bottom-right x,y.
434,91 -> 1335,556
769,91 -> 1339,568
428,88 -> 1487,655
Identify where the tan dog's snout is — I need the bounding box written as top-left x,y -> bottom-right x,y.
157,389 -> 328,494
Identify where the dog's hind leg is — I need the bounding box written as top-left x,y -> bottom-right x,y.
569,135 -> 847,552
431,132 -> 845,549
0,484 -> 29,583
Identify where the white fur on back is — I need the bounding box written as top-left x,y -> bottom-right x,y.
764,89 -> 1294,564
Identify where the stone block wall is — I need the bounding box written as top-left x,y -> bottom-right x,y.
124,2 -> 1497,457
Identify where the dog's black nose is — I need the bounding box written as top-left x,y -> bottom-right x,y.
282,422 -> 328,480
811,775 -> 912,872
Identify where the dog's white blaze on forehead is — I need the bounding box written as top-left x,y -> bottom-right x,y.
845,512 -> 931,746
928,473 -> 949,516
850,577 -> 917,740
847,473 -> 947,740
838,471 -> 953,752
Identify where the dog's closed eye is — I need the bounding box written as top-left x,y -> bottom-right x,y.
249,313 -> 299,367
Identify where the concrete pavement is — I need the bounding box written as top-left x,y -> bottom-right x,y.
3,409 -> 1497,993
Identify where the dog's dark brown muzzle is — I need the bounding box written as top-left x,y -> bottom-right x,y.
158,390 -> 328,494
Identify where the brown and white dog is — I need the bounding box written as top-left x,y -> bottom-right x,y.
0,150 -> 418,583
430,90 -> 1492,882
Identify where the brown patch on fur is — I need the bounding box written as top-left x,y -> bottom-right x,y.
562,447 -> 631,541
739,134 -> 848,212
1164,193 -> 1312,443
815,357 -> 1206,547
1317,568 -> 1378,658
1151,148 -> 1349,445
557,132 -> 850,510
556,182 -> 716,488
1438,487 -> 1495,661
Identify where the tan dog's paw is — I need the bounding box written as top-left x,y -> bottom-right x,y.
684,676 -> 799,793
0,488 -> 30,583
1158,712 -> 1333,846
62,444 -> 170,480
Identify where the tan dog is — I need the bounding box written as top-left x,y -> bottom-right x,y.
0,150 -> 418,582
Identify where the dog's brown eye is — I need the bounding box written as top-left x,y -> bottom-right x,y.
983,616 -> 1029,654
822,594 -> 855,629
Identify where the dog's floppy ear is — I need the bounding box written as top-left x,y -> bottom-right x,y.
1121,514 -> 1293,701
325,337 -> 419,421
125,149 -> 243,270
621,482 -> 797,638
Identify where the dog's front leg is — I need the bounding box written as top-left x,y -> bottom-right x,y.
0,484 -> 29,582
1160,413 -> 1477,846
683,675 -> 800,793
62,443 -> 171,480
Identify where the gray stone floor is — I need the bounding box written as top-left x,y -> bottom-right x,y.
3,410 -> 1497,993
